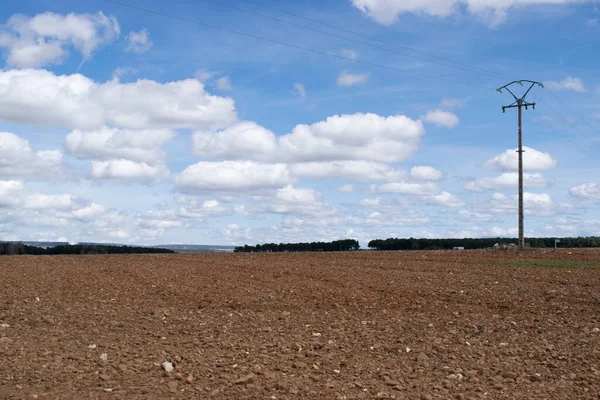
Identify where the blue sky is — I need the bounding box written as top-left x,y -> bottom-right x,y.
0,0 -> 599,246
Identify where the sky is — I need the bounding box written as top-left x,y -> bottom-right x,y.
0,0 -> 599,246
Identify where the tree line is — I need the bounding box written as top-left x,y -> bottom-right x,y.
368,237 -> 600,251
0,242 -> 175,256
234,239 -> 360,253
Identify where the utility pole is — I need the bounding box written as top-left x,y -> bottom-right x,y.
497,80 -> 544,250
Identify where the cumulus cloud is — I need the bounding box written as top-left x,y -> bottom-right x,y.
337,71 -> 369,87
477,191 -> 563,217
0,180 -> 105,220
545,76 -> 586,92
193,121 -> 277,162
216,76 -> 232,91
410,166 -> 443,181
294,82 -> 306,99
337,184 -> 356,193
222,223 -> 252,242
465,172 -> 547,191
377,181 -> 441,196
340,48 -> 359,60
194,113 -> 424,164
90,160 -> 169,183
125,28 -> 153,54
351,0 -> 589,26
0,69 -> 237,130
569,182 -> 600,201
66,127 -> 175,164
485,146 -> 557,171
175,161 -> 295,193
259,185 -> 335,217
65,126 -> 175,183
422,109 -> 460,128
441,98 -> 464,109
290,161 -> 406,182
0,11 -> 119,67
0,132 -> 69,180
423,191 -> 464,207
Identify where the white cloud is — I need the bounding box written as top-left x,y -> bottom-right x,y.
422,109 -> 460,128
337,71 -> 369,87
351,0 -> 590,26
66,127 -> 175,164
478,191 -> 561,217
545,76 -> 586,92
125,28 -> 153,54
378,181 -> 440,196
279,113 -> 423,163
0,11 -> 119,67
485,146 -> 557,171
65,126 -> 174,183
0,132 -> 68,180
216,76 -> 232,91
195,69 -> 218,82
294,82 -> 306,99
424,191 -> 464,207
465,172 -> 547,191
193,121 -> 277,162
569,182 -> 600,201
290,161 -> 406,182
457,210 -> 494,222
0,180 -> 24,207
177,197 -> 230,219
337,184 -> 356,193
340,48 -> 359,60
90,160 -> 169,183
0,69 -> 237,130
222,223 -> 252,242
259,185 -> 335,217
175,161 -> 295,193
410,166 -> 443,181
441,98 -> 464,108
194,113 -> 424,163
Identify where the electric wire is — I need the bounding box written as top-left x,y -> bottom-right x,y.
104,0 -> 488,88
201,0 -> 508,81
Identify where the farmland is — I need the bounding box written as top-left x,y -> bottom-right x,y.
1,249 -> 599,399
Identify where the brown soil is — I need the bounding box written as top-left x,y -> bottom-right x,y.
1,249 -> 599,399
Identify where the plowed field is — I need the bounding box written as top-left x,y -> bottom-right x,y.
1,249 -> 599,399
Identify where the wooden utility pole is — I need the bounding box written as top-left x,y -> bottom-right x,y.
497,80 -> 544,249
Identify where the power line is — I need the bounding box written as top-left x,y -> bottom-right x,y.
544,89 -> 600,139
537,96 -> 600,149
105,0 -> 598,164
237,0 -> 600,144
200,0 -> 508,81
103,0 -> 487,88
238,0 -> 514,81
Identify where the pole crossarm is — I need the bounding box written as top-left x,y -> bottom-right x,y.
497,80 -> 543,250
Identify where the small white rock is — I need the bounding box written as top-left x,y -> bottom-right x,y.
100,353 -> 108,361
0,323 -> 10,328
88,344 -> 97,349
312,332 -> 322,337
406,347 -> 411,353
334,369 -> 341,374
162,361 -> 174,372
592,328 -> 600,333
